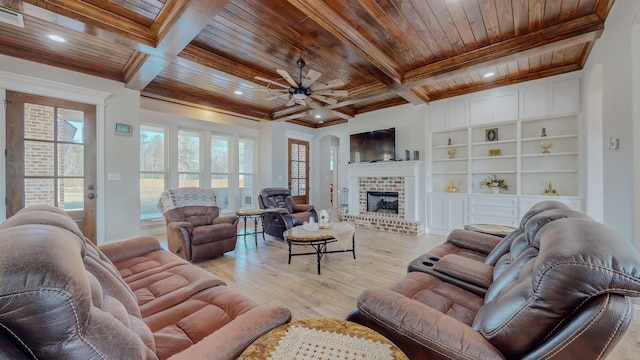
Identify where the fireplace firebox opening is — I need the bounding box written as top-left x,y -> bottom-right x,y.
366,191 -> 399,214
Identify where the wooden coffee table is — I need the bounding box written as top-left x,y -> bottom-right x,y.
283,222 -> 355,275
238,318 -> 408,359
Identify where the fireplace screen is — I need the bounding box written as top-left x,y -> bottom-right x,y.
366,191 -> 399,214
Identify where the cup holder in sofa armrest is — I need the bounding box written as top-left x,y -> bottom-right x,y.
432,254 -> 493,289
421,256 -> 441,267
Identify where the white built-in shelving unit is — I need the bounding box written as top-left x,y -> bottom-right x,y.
427,74 -> 582,234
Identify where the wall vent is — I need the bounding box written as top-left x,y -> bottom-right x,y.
0,7 -> 24,28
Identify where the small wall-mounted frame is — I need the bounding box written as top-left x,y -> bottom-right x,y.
115,122 -> 132,136
485,128 -> 498,142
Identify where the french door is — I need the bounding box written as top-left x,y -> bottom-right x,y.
288,139 -> 309,204
6,91 -> 97,243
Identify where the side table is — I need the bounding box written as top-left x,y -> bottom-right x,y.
236,209 -> 266,246
238,318 -> 408,359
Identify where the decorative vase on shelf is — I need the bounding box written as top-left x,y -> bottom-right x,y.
445,181 -> 459,193
490,187 -> 500,194
540,141 -> 553,154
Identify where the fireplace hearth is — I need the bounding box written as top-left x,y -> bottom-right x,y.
367,191 -> 399,214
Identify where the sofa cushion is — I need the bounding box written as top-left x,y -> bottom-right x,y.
388,271 -> 484,326
144,285 -> 262,359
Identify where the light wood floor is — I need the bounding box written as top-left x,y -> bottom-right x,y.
182,224 -> 639,359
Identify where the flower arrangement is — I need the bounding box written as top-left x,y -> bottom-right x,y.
479,174 -> 510,191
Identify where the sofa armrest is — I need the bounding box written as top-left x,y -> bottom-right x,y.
446,229 -> 503,255
167,305 -> 291,360
293,204 -> 314,212
99,236 -> 163,263
433,254 -> 494,289
355,289 -> 503,360
165,222 -> 194,259
212,215 -> 239,226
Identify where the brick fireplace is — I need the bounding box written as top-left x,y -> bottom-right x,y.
343,161 -> 424,235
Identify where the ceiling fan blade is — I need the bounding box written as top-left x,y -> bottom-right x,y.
313,89 -> 348,97
304,97 -> 319,108
310,79 -> 345,91
265,94 -> 290,101
285,96 -> 297,106
277,69 -> 298,87
301,69 -> 321,88
254,76 -> 289,89
310,94 -> 337,105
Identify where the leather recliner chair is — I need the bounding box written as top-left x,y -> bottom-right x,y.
258,187 -> 318,238
158,188 -> 239,261
346,212 -> 640,359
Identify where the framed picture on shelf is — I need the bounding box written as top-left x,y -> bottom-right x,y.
486,128 -> 498,142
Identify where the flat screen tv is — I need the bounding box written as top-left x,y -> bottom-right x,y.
350,128 -> 396,163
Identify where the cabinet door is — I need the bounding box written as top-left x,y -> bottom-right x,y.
448,196 -> 467,230
493,90 -> 519,123
469,95 -> 492,125
520,85 -> 548,120
429,103 -> 447,132
428,195 -> 447,232
447,99 -> 469,129
549,79 -> 580,116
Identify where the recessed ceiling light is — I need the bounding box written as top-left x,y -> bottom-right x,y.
483,72 -> 496,78
314,114 -> 322,119
234,90 -> 243,95
47,34 -> 66,43
318,120 -> 324,124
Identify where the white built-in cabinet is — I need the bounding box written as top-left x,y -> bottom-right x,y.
427,194 -> 467,234
427,75 -> 582,234
430,97 -> 469,132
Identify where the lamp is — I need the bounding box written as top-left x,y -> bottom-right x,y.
291,87 -> 309,99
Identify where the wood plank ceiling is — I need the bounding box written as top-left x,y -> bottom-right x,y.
0,0 -> 613,128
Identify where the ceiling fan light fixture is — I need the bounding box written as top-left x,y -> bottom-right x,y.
292,87 -> 308,99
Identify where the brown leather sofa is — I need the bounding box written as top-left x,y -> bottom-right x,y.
258,187 -> 318,238
158,188 -> 239,261
0,205 -> 291,360
346,208 -> 640,359
408,200 -> 571,271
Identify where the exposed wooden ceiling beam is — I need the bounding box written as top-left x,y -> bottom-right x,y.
286,0 -> 401,84
413,30 -> 602,90
404,14 -> 604,87
287,0 -> 429,105
142,82 -> 273,120
123,0 -> 230,90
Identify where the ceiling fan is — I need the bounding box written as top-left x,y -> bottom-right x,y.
255,58 -> 348,108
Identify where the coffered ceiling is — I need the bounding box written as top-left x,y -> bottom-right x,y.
0,0 -> 613,127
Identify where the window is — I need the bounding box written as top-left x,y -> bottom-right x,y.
238,137 -> 256,209
211,134 -> 230,211
139,119 -> 259,220
178,129 -> 201,188
140,124 -> 166,219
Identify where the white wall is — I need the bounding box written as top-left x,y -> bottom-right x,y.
0,55 -> 140,243
582,0 -> 640,242
348,104 -> 428,162
346,103 -> 427,221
